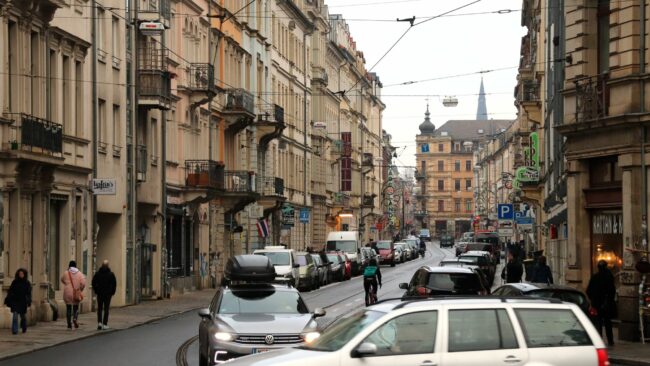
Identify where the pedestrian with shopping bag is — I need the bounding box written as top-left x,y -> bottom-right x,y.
61,260 -> 86,329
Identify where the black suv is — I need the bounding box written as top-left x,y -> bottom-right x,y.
440,234 -> 455,248
399,266 -> 489,298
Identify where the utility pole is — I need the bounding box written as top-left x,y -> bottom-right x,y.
91,0 -> 98,310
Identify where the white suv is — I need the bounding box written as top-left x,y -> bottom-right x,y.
224,298 -> 610,366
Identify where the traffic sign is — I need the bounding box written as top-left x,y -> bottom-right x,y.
299,208 -> 310,223
497,204 -> 514,220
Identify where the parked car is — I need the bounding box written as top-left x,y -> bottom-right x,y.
253,246 -> 299,287
403,238 -> 420,260
475,231 -> 501,260
393,245 -> 404,264
359,247 -> 378,268
464,242 -> 499,264
375,240 -> 396,267
294,252 -> 319,291
455,241 -> 469,257
439,259 -> 492,292
440,234 -> 455,248
198,255 -> 326,366
325,252 -> 346,282
226,297 -> 610,366
462,231 -> 475,241
492,282 -> 592,315
310,254 -> 328,287
394,242 -> 411,262
400,266 -> 489,297
459,251 -> 496,283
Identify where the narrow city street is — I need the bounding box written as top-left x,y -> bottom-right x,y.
0,243 -> 454,366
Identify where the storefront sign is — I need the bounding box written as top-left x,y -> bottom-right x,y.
92,179 -> 116,195
592,213 -> 623,235
281,203 -> 295,227
514,132 -> 540,187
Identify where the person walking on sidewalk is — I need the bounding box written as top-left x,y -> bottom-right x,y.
61,260 -> 86,329
4,269 -> 32,334
587,260 -> 617,346
530,255 -> 554,284
92,260 -> 116,330
501,252 -> 523,283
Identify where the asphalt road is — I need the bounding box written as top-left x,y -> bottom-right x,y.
0,242 -> 451,366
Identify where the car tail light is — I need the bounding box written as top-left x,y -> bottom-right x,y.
589,306 -> 598,317
597,348 -> 610,366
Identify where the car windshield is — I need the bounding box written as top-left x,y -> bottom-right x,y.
459,255 -> 486,265
467,244 -> 491,252
327,254 -> 340,263
301,310 -> 385,352
255,252 -> 290,266
219,290 -> 309,314
404,239 -> 418,246
326,241 -> 357,253
426,273 -> 483,293
296,256 -> 308,266
376,241 -> 391,249
311,256 -> 321,265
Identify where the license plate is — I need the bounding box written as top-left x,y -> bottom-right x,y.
253,348 -> 271,354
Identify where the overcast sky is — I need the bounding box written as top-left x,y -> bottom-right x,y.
325,0 -> 525,171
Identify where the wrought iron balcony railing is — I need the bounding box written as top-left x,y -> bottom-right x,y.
332,192 -> 350,206
224,88 -> 255,115
4,114 -> 63,157
185,160 -> 224,189
517,80 -> 540,103
414,170 -> 426,181
362,153 -> 374,167
187,63 -> 216,93
257,104 -> 285,124
362,194 -> 376,208
258,176 -> 284,196
414,210 -> 429,218
138,0 -> 171,22
223,170 -> 256,193
574,75 -> 609,124
138,48 -> 171,108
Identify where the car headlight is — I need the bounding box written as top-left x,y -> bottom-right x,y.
214,332 -> 234,342
301,332 -> 320,344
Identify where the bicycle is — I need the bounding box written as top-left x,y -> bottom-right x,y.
364,278 -> 379,305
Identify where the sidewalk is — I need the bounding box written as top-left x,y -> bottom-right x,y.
0,289 -> 214,361
609,341 -> 650,366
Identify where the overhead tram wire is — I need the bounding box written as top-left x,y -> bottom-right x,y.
344,0 -> 483,94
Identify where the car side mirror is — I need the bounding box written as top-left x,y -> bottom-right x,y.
352,342 -> 378,358
198,308 -> 212,320
293,263 -> 300,268
313,307 -> 326,318
398,283 -> 409,290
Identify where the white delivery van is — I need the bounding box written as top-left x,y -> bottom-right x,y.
326,231 -> 361,275
252,246 -> 299,286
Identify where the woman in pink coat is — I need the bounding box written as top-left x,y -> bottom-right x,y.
60,260 -> 86,329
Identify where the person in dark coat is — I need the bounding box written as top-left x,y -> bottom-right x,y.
587,260 -> 617,346
4,269 -> 32,334
530,255 -> 554,284
92,260 -> 117,330
501,252 -> 523,283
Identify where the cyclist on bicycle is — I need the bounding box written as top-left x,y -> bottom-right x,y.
363,258 -> 382,306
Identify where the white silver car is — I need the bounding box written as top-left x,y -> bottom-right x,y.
223,298 -> 610,366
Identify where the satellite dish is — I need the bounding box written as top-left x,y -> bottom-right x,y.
442,96 -> 458,107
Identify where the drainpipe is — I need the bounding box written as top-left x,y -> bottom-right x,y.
641,0 -> 647,251
303,28 -> 313,249
160,25 -> 168,294
91,0 -> 99,309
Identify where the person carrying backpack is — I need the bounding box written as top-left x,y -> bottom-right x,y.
363,258 -> 382,306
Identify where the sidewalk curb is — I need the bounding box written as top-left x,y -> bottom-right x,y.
0,305 -> 203,362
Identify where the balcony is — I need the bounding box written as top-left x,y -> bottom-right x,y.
138,48 -> 171,110
136,145 -> 147,182
516,80 -> 540,104
222,89 -> 255,134
414,170 -> 426,181
1,114 -> 64,163
256,104 -> 286,150
415,193 -> 427,201
222,170 -> 260,216
186,63 -> 217,106
330,140 -> 343,156
414,210 -> 429,219
185,160 -> 224,189
332,192 -> 350,207
362,194 -> 376,208
257,176 -> 286,211
574,75 -> 609,125
137,0 -> 171,28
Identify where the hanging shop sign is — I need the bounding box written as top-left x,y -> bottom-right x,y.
281,203 -> 295,227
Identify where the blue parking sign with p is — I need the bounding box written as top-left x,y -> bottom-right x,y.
497,204 -> 514,220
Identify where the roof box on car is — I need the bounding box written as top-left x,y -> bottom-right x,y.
224,255 -> 276,283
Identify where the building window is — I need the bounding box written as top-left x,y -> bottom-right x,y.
151,117 -> 158,164
454,142 -> 461,151
597,0 -> 610,73
438,200 -> 444,212
98,99 -> 106,144
75,61 -> 83,137
112,16 -> 120,59
438,160 -> 444,171
466,179 -> 472,191
455,160 -> 460,171
455,199 -> 461,212
466,160 -> 472,171
589,157 -> 621,187
112,105 -> 120,147
97,7 -> 105,51
438,143 -> 444,152
62,55 -> 71,132
466,199 -> 472,212
455,179 -> 461,191
438,179 -> 444,191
